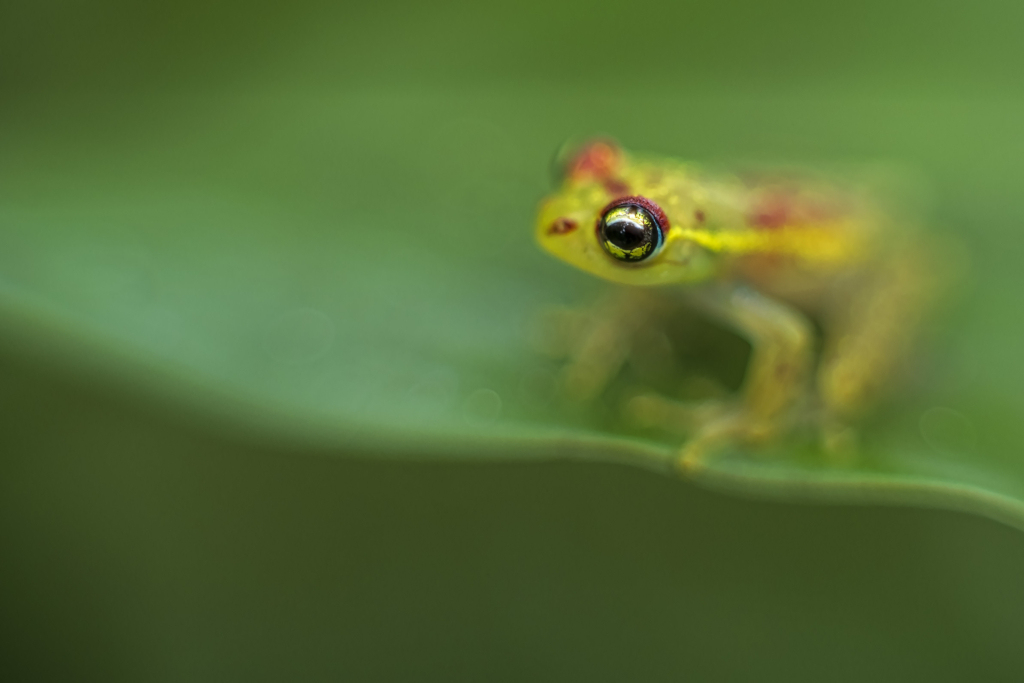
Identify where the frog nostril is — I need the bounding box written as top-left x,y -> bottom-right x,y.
547,217 -> 578,235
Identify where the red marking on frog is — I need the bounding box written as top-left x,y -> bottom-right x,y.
750,187 -> 844,230
750,192 -> 794,230
569,140 -> 621,181
602,177 -> 631,195
547,217 -> 578,235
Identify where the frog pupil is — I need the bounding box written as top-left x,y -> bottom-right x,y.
605,217 -> 646,250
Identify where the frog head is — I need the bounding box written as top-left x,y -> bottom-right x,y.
536,140 -> 719,286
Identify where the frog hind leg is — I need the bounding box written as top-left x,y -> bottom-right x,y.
674,284 -> 816,475
816,250 -> 938,449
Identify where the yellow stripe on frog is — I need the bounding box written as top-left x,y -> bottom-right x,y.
666,223 -> 866,264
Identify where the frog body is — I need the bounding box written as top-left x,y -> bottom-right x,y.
536,140 -> 938,471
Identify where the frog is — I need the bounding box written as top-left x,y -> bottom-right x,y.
535,139 -> 944,474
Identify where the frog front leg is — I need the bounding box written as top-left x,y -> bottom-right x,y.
549,289 -> 667,401
673,283 -> 815,474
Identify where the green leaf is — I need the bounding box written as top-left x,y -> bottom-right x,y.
2,83 -> 1023,531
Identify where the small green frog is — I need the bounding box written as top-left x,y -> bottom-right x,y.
536,140 -> 943,473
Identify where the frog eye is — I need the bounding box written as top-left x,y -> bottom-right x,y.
596,196 -> 668,263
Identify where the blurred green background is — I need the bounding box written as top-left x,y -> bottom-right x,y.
3,0 -> 1024,680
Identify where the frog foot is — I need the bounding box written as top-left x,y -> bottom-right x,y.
623,393 -> 734,434
623,393 -> 773,473
675,410 -> 781,477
